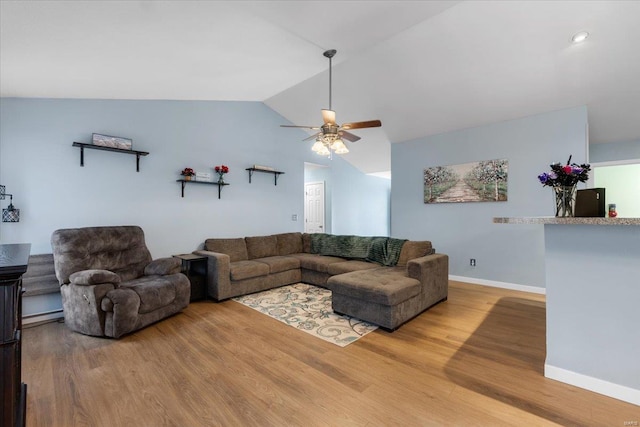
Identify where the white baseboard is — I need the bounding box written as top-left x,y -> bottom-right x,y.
449,275 -> 546,295
22,310 -> 64,325
545,364 -> 640,406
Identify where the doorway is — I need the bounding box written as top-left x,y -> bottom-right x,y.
304,181 -> 325,233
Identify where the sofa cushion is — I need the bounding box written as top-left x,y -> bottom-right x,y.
397,241 -> 433,267
229,260 -> 270,281
245,235 -> 278,259
275,232 -> 303,255
302,233 -> 313,253
327,260 -> 379,275
255,256 -> 300,274
297,255 -> 345,273
328,267 -> 420,306
120,276 -> 177,314
205,238 -> 248,262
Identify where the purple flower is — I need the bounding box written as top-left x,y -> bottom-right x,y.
538,155 -> 591,187
538,173 -> 550,184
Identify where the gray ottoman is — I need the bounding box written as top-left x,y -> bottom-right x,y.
328,267 -> 426,330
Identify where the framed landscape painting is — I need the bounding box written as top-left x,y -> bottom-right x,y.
424,159 -> 508,203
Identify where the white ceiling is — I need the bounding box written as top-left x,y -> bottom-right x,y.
2,1 -> 639,174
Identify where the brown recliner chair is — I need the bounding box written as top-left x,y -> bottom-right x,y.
51,226 -> 190,338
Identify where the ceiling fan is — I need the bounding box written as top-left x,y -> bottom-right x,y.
281,49 -> 382,155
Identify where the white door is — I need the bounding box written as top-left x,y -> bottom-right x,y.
304,181 -> 325,233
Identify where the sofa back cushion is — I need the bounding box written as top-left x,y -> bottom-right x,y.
397,241 -> 433,266
245,235 -> 278,259
302,233 -> 313,253
275,232 -> 303,255
204,238 -> 248,262
51,226 -> 152,284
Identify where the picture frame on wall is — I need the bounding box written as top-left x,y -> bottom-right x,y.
92,133 -> 133,150
424,158 -> 508,203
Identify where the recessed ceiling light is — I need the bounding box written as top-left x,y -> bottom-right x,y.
571,31 -> 589,43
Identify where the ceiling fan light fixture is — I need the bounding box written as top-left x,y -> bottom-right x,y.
334,142 -> 349,155
311,139 -> 325,153
317,144 -> 331,157
280,48 -> 381,157
330,138 -> 347,151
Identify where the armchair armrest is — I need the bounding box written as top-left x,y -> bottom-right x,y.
144,257 -> 181,276
192,250 -> 231,301
69,269 -> 121,286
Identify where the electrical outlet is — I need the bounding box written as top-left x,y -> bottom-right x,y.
291,214 -> 298,221
470,258 -> 476,267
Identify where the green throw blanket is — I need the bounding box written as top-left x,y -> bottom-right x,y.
310,234 -> 407,266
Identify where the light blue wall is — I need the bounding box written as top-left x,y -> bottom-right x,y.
331,156 -> 390,236
0,97 -> 389,315
589,139 -> 640,163
0,98 -> 312,255
304,157 -> 391,236
391,106 -> 588,288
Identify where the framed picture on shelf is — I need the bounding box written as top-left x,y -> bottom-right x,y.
92,133 -> 133,150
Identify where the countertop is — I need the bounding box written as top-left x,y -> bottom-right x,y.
493,217 -> 640,226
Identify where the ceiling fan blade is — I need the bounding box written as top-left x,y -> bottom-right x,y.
339,131 -> 361,142
303,132 -> 321,141
280,125 -> 321,130
280,125 -> 320,130
322,109 -> 336,125
340,120 -> 382,130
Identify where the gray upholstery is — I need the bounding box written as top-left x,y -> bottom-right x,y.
245,235 -> 278,259
194,232 -> 449,330
51,226 -> 190,338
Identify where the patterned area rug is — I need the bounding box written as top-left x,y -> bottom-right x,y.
233,283 -> 378,347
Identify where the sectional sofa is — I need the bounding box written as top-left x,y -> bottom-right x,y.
194,232 -> 448,330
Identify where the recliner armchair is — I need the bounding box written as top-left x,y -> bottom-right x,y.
51,225 -> 190,338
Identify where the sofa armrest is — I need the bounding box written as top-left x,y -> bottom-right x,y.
144,257 -> 181,276
193,250 -> 231,301
69,269 -> 121,286
406,253 -> 449,302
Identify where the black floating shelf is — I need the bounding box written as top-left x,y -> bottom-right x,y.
177,179 -> 229,199
72,142 -> 149,172
246,167 -> 285,185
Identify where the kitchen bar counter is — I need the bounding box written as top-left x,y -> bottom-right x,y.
494,217 -> 640,406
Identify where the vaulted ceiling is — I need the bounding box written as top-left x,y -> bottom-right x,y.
2,1 -> 639,173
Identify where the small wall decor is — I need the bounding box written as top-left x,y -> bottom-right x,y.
214,165 -> 229,184
180,168 -> 195,181
424,159 -> 508,203
92,133 -> 133,150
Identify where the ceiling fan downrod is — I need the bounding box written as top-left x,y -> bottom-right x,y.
323,49 -> 337,110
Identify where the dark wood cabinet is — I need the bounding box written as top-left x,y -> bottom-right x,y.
1,243 -> 30,427
173,254 -> 207,302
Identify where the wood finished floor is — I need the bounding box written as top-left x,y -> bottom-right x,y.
22,281 -> 639,426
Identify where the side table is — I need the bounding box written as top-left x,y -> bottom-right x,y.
173,254 -> 207,302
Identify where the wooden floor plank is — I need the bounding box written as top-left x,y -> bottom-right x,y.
21,281 -> 639,426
